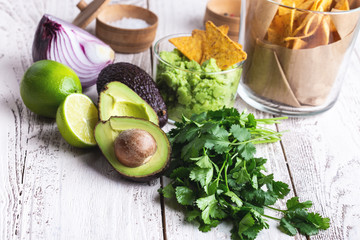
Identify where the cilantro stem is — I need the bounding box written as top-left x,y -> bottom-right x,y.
256,116 -> 288,124
224,164 -> 229,192
266,205 -> 286,213
262,214 -> 281,221
217,155 -> 228,181
231,131 -> 285,145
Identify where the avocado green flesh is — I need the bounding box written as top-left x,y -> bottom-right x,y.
99,82 -> 159,125
94,117 -> 170,178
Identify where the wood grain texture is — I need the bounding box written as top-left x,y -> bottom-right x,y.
0,0 -> 164,240
277,47 -> 360,240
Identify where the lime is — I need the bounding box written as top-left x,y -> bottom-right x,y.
56,93 -> 98,148
20,60 -> 82,118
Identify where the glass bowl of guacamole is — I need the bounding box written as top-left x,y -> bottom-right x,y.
153,34 -> 243,122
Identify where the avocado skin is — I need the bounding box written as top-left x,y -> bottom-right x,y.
97,63 -> 168,127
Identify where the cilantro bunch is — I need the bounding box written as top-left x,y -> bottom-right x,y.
159,108 -> 330,239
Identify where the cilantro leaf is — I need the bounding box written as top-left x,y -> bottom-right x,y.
159,184 -> 175,198
245,113 -> 257,128
242,224 -> 263,240
267,181 -> 290,199
280,218 -> 297,236
190,167 -> 213,188
185,209 -> 201,222
240,143 -> 256,160
307,212 -> 330,230
174,124 -> 199,143
224,191 -> 243,207
238,212 -> 255,234
181,136 -> 206,160
204,134 -> 230,154
232,167 -> 251,185
175,186 -> 195,205
190,154 -> 212,169
198,220 -> 220,232
295,221 -> 319,236
230,124 -> 251,142
196,194 -> 226,224
286,197 -> 313,211
209,125 -> 229,139
169,167 -> 190,179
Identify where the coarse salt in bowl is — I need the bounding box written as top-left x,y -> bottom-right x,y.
96,4 -> 158,53
108,17 -> 150,29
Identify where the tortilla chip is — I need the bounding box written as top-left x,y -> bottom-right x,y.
267,0 -> 343,49
169,36 -> 202,62
334,0 -> 350,10
190,25 -> 230,63
202,21 -> 247,70
305,16 -> 331,47
169,21 -> 246,69
291,38 -> 308,49
218,25 -> 230,35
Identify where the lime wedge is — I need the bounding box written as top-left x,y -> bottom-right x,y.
56,93 -> 98,148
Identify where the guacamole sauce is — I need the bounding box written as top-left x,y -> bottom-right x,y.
155,49 -> 242,121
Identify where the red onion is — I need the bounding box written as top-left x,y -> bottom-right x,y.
32,14 -> 115,88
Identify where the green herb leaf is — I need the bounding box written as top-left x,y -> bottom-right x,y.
196,194 -> 226,224
280,218 -> 298,236
267,181 -> 290,199
175,186 -> 195,205
230,124 -> 251,142
190,154 -> 212,169
307,212 -> 330,230
224,191 -> 243,207
185,209 -> 201,222
190,167 -> 213,188
238,212 -> 255,234
159,184 -> 175,198
240,143 -> 256,160
295,222 -> 319,236
286,197 -> 313,211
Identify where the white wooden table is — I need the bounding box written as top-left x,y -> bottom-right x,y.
1,0 -> 359,239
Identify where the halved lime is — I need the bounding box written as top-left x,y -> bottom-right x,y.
56,93 -> 98,148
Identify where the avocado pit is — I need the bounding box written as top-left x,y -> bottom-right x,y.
114,129 -> 157,168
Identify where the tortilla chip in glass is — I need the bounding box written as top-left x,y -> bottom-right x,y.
201,21 -> 247,70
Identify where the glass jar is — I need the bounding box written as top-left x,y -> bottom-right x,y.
238,0 -> 360,116
153,34 -> 243,122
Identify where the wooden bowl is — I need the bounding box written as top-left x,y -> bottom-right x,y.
204,0 -> 240,41
96,4 -> 158,53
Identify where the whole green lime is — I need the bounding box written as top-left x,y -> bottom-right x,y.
20,60 -> 82,118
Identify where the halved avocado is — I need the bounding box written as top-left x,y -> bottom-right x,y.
98,81 -> 159,125
94,116 -> 171,181
97,62 -> 168,127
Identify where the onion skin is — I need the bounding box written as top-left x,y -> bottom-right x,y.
32,14 -> 115,88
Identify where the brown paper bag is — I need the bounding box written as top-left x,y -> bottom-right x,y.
245,39 -> 301,107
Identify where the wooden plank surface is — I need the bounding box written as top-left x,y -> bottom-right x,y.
277,51 -> 360,239
0,0 -> 359,239
0,0 -> 163,240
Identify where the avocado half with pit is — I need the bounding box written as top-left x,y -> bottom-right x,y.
99,81 -> 159,125
94,116 -> 171,181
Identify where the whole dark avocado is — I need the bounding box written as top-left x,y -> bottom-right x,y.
97,62 -> 168,127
